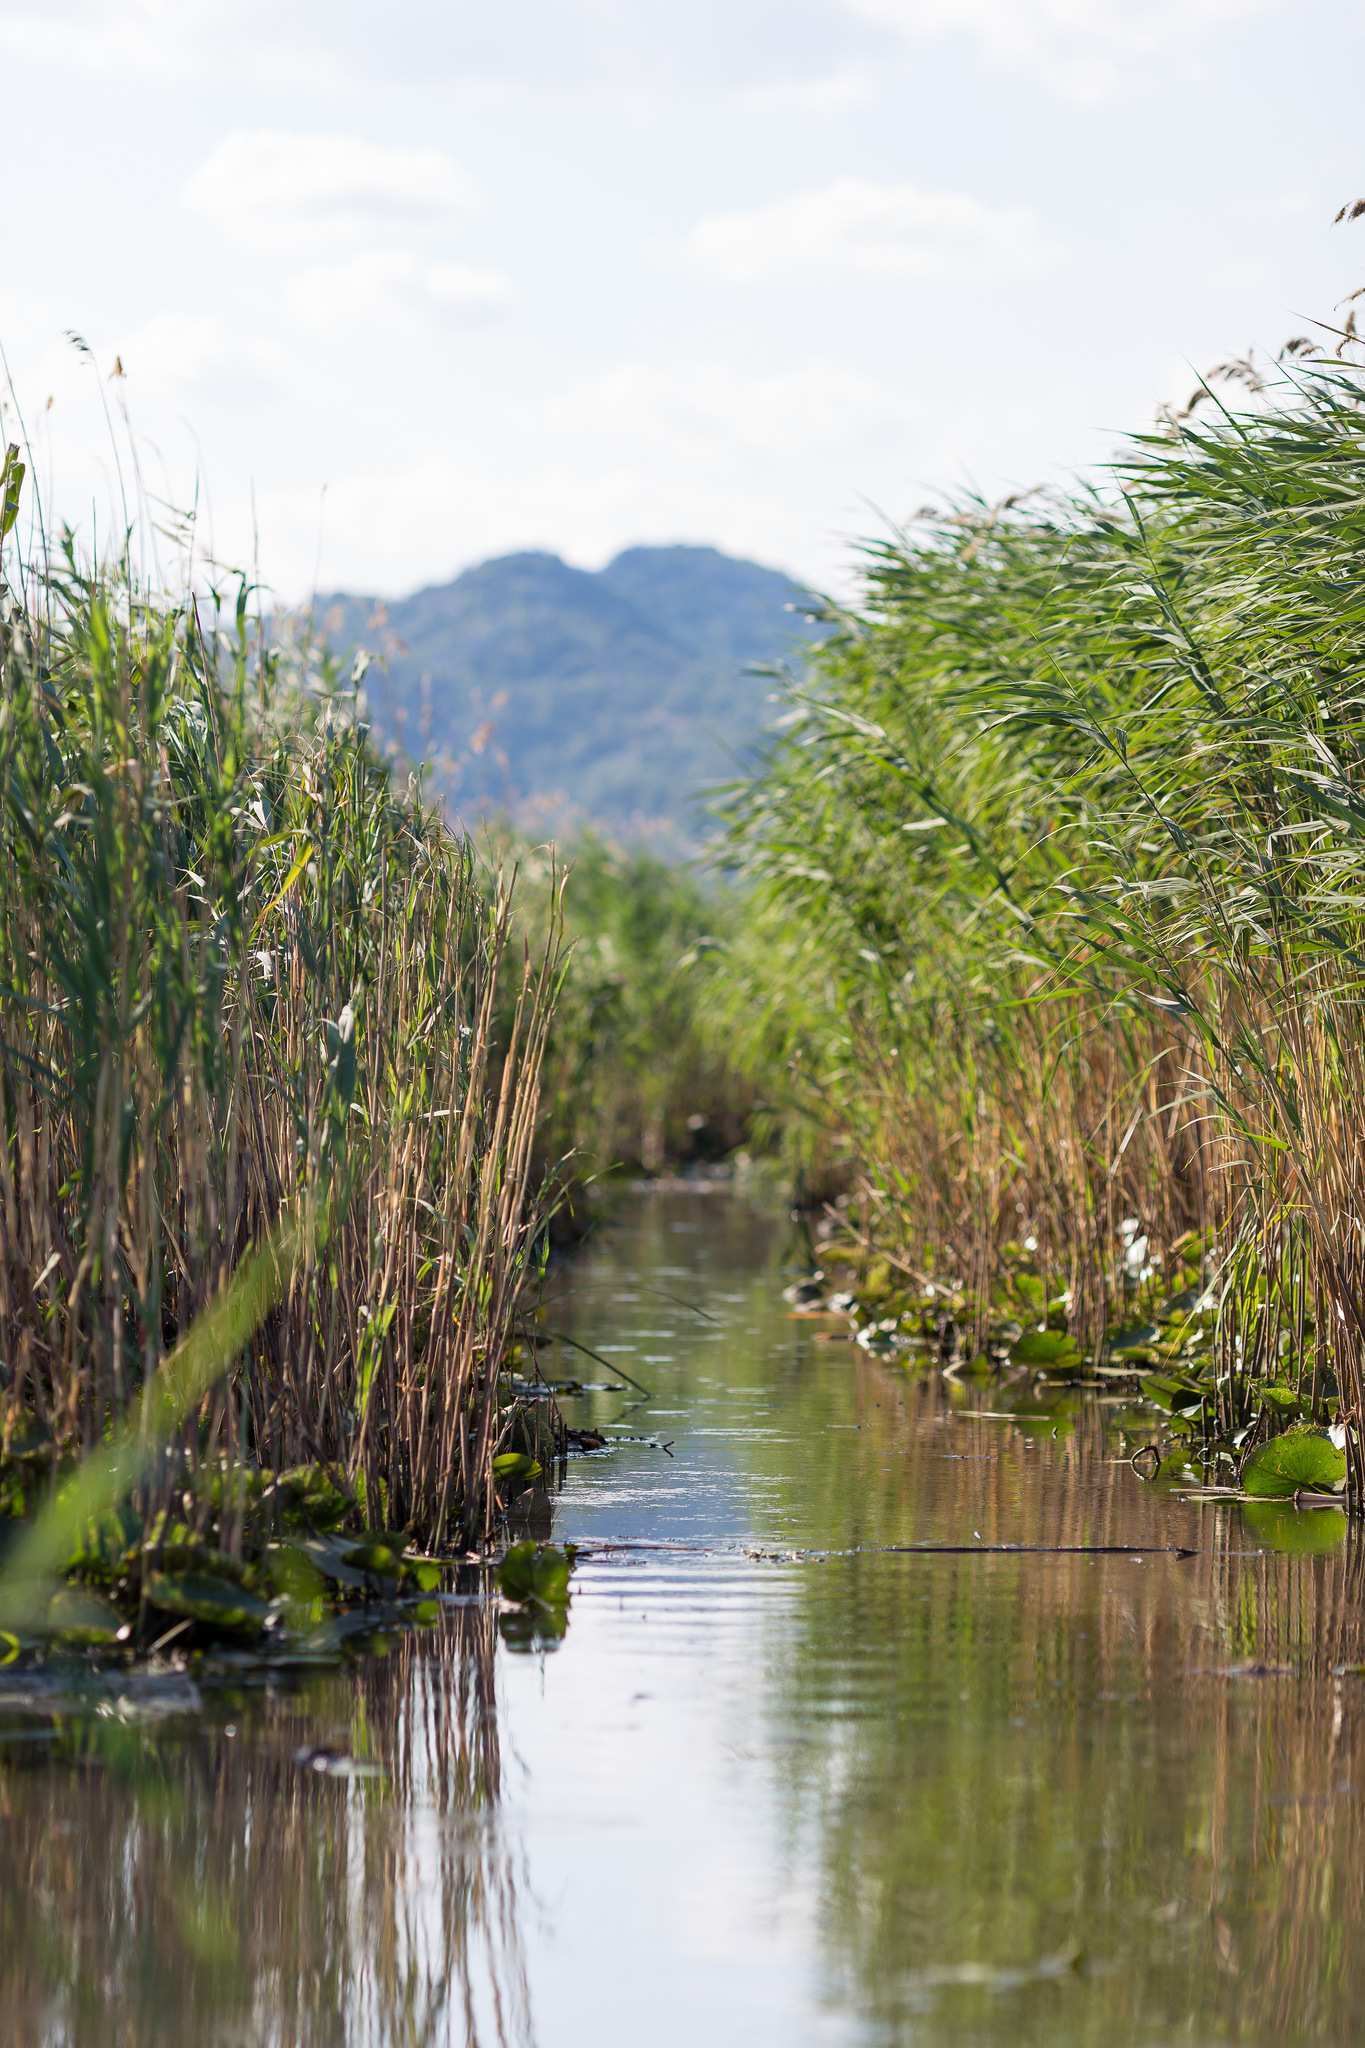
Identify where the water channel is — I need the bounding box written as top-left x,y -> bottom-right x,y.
5,1189 -> 1365,2045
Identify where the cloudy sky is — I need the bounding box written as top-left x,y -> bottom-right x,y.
2,0 -> 1364,599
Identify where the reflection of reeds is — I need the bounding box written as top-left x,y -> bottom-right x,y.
0,1604 -> 533,2047
770,1355 -> 1365,2041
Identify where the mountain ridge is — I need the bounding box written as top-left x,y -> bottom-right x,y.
319,543 -> 820,847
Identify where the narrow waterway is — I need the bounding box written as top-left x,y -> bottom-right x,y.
5,1189 -> 1365,2045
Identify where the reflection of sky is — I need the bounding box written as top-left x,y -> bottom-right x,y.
6,1190 -> 1365,2041
2,1 -> 1362,599
503,1195 -> 837,2043
500,1192 -> 1365,2047
502,1556 -> 838,2048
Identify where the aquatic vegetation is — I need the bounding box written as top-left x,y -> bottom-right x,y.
0,485 -> 563,1632
718,333 -> 1365,1500
487,827 -> 751,1187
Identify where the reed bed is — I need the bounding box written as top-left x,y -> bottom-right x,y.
718,343 -> 1365,1489
487,826 -> 748,1186
0,508 -> 562,1556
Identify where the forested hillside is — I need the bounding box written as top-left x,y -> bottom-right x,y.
320,544 -> 819,846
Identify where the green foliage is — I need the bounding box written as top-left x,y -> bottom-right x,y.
0,490 -> 562,1591
497,1539 -> 573,1608
1240,1427 -> 1346,1498
719,343 -> 1365,1487
491,1451 -> 542,1487
493,829 -> 751,1179
144,1571 -> 270,1630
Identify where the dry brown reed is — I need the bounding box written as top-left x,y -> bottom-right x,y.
720,352 -> 1365,1485
0,542 -> 563,1550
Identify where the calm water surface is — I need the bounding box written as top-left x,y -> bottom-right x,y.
4,1190 -> 1365,2045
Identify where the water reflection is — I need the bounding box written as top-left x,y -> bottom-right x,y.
539,1194 -> 1365,2045
0,1604 -> 532,2048
9,1191 -> 1365,2045
762,1370 -> 1365,2044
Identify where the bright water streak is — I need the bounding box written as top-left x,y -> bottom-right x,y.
6,1190 -> 1365,2044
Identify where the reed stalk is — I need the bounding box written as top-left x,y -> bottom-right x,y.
718,338 -> 1365,1481
0,515 -> 563,1554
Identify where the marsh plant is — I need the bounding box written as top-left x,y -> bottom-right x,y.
486,827 -> 748,1186
719,333 -> 1365,1492
0,475 -> 562,1566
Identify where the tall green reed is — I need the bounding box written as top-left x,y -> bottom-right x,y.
0,513 -> 562,1552
720,343 -> 1365,1484
484,826 -> 747,1185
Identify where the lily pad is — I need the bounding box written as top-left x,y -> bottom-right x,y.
1110,1323 -> 1160,1355
268,1465 -> 353,1533
1010,1330 -> 1084,1373
1241,1427 -> 1346,1499
264,1542 -> 329,1601
493,1452 -> 543,1487
498,1540 -> 574,1609
144,1571 -> 270,1631
341,1541 -> 406,1579
45,1588 -> 123,1646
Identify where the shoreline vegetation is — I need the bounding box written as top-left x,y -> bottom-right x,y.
715,334 -> 1365,1510
7,297 -> 1365,1654
0,456 -> 570,1651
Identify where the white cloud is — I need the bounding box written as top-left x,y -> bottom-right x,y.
843,0 -> 1284,99
112,309 -> 291,403
536,358 -> 930,461
687,177 -> 1060,283
288,250 -> 510,329
182,131 -> 475,251
736,66 -> 876,112
0,0 -> 221,77
245,357 -> 941,597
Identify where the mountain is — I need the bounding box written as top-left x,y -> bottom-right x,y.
318,545 -> 820,847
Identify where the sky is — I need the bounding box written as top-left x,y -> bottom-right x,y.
2,0 -> 1365,602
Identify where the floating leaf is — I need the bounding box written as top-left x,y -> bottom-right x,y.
341,1541 -> 405,1579
269,1465 -> 354,1533
1110,1323 -> 1159,1355
1241,1427 -> 1346,1499
46,1588 -> 122,1645
493,1452 -> 542,1486
1010,1330 -> 1083,1372
264,1542 -> 328,1602
498,1540 -> 574,1609
145,1572 -> 269,1630
1144,1373 -> 1201,1414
